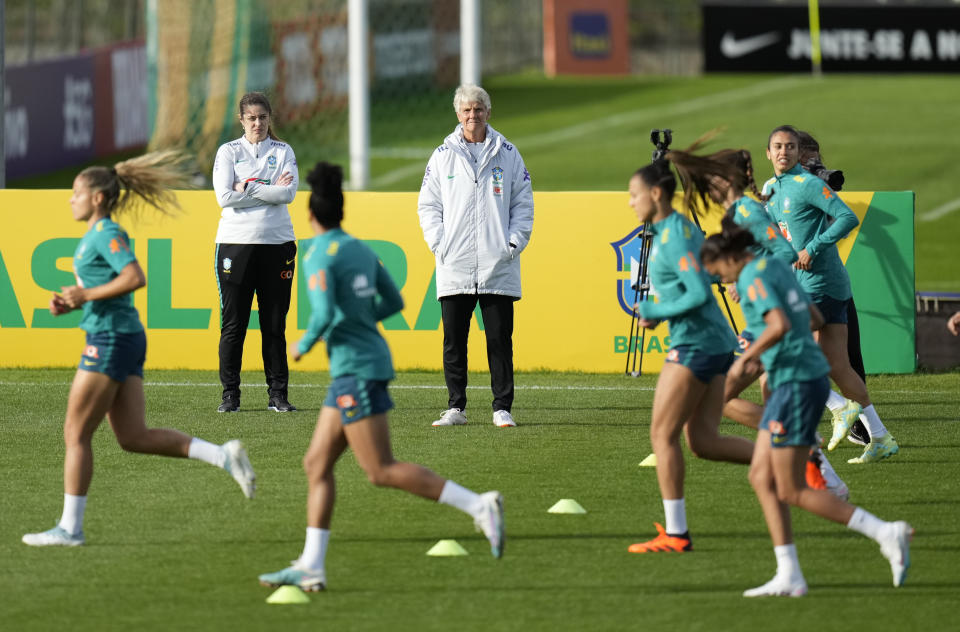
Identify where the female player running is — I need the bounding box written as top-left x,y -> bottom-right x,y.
625,156 -> 754,554
258,162 -> 504,592
22,152 -> 256,548
701,220 -> 912,597
763,125 -> 897,464
676,147 -> 846,498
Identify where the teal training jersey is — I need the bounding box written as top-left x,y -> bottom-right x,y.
73,218 -> 143,334
729,195 -> 798,265
736,256 -> 830,389
762,164 -> 858,301
639,211 -> 738,353
298,228 -> 404,381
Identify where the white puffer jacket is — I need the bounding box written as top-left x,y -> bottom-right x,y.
417,124 -> 534,299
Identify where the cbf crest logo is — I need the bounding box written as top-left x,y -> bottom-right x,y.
610,225 -> 651,316
491,166 -> 504,196
222,257 -> 232,274
267,155 -> 277,169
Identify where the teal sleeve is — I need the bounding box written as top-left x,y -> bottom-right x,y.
804,182 -> 858,258
764,222 -> 799,264
96,229 -> 137,274
298,263 -> 336,355
373,261 -> 404,321
639,253 -> 710,320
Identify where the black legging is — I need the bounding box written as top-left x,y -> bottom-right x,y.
847,297 -> 866,382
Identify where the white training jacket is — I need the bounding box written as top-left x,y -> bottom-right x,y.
212,136 -> 299,244
417,124 -> 534,299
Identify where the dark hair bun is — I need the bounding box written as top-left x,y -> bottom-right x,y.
307,161 -> 343,195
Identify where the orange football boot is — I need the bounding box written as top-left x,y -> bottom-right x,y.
805,451 -> 827,490
628,522 -> 692,553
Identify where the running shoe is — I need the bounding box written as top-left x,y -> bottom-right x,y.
493,410 -> 516,428
22,525 -> 85,547
628,522 -> 692,553
474,491 -> 505,559
268,396 -> 297,412
811,447 -> 850,500
258,563 -> 326,592
805,451 -> 827,490
223,439 -> 256,499
847,419 -> 869,446
827,399 -> 863,451
743,574 -> 808,598
848,434 -> 899,464
878,521 -> 913,587
217,396 -> 240,413
432,408 -> 467,426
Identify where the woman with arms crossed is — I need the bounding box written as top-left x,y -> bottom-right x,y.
212,92 -> 299,413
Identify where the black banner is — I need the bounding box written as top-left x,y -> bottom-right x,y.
703,2 -> 960,72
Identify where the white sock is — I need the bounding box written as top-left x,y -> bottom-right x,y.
859,405 -> 888,439
774,543 -> 803,580
663,498 -> 688,535
58,493 -> 87,535
188,438 -> 226,468
847,507 -> 887,541
438,480 -> 483,518
826,390 -> 847,412
298,527 -> 329,572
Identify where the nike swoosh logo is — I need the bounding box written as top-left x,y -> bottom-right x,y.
286,258 -> 295,265
447,175 -> 455,179
82,359 -> 97,366
720,31 -> 780,58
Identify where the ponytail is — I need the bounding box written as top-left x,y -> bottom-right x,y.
78,149 -> 195,218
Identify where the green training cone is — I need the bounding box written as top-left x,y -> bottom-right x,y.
266,585 -> 311,605
638,453 -> 657,467
426,539 -> 469,556
547,498 -> 587,514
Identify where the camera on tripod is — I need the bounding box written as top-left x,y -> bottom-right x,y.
650,129 -> 672,162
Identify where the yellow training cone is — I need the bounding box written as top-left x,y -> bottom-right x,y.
638,453 -> 657,467
266,585 -> 311,604
547,499 -> 587,514
426,539 -> 469,556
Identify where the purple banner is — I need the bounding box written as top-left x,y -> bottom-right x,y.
5,55 -> 97,180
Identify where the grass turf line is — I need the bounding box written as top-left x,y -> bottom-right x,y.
0,368 -> 957,631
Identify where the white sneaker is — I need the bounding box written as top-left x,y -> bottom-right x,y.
474,491 -> 505,559
223,439 -> 256,499
432,408 -> 467,426
743,574 -> 808,597
22,525 -> 85,547
879,521 -> 913,587
493,410 -> 516,427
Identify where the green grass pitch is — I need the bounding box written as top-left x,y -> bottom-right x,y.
1,368 -> 957,631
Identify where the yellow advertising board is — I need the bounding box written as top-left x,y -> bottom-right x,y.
0,189 -> 892,374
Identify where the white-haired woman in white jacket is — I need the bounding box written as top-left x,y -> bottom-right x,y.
212,92 -> 299,414
417,84 -> 534,428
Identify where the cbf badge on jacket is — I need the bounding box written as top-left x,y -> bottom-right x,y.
492,166 -> 504,196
